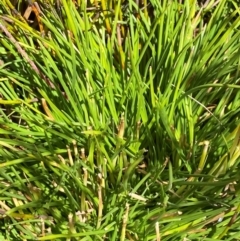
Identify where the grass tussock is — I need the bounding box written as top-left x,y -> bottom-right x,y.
0,0 -> 240,240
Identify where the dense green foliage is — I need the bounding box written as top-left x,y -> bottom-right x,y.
0,0 -> 240,240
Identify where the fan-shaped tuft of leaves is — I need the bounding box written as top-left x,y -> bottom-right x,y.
0,0 -> 240,240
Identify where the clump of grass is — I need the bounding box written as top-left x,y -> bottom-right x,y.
0,0 -> 240,240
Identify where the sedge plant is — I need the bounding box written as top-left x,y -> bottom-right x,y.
0,0 -> 240,240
